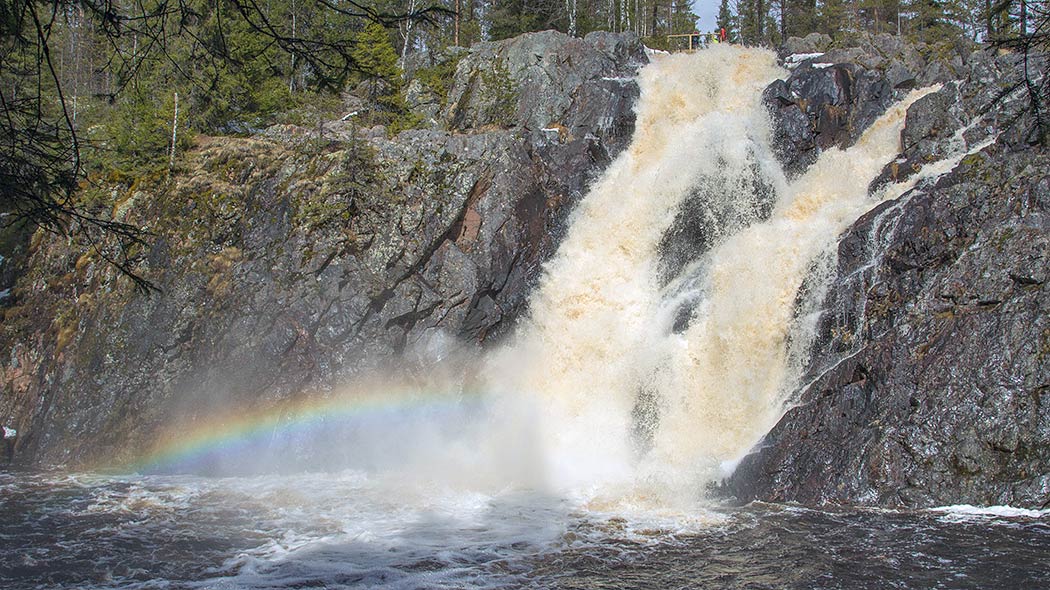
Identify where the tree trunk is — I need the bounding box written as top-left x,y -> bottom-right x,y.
168,92 -> 179,179
756,0 -> 765,42
399,0 -> 417,72
985,0 -> 994,40
289,0 -> 297,93
651,0 -> 658,37
781,0 -> 789,40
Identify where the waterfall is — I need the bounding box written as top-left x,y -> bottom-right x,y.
486,46 -> 935,504
127,46 -> 939,507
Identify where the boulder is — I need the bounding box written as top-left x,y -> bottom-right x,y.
781,33 -> 833,57
767,39 -> 1035,181
870,49 -> 1038,192
723,38 -> 1050,509
765,61 -> 895,177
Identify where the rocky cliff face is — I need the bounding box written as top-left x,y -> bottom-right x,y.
4,28 -> 1046,510
0,31 -> 646,467
726,36 -> 1050,508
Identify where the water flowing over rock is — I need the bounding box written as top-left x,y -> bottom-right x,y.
725,41 -> 1050,508
766,33 -> 982,178
0,31 -> 646,468
1,28 -> 1046,515
727,142 -> 1050,508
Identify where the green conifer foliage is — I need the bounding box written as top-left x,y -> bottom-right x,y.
351,22 -> 417,132
738,0 -> 768,44
784,0 -> 819,37
353,22 -> 403,100
488,0 -> 548,40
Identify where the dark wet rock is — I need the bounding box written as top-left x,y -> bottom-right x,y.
769,34 -> 990,179
766,61 -> 896,177
726,142 -> 1050,509
658,36 -> 1050,508
0,31 -> 646,468
657,160 -> 777,287
870,50 -> 1039,192
724,39 -> 1050,509
884,61 -> 917,90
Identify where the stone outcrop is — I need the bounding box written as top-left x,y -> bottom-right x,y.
4,27 -> 1046,510
443,30 -> 643,157
726,38 -> 1050,508
768,33 -> 981,177
0,31 -> 646,467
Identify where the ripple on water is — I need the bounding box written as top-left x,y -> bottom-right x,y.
1,472 -> 1049,590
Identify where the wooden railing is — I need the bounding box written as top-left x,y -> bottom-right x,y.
667,33 -> 703,52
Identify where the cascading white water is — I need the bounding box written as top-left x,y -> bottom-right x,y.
137,47 -> 945,513
11,46 -> 1026,590
486,46 -> 937,505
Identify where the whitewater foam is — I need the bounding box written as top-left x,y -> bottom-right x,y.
489,46 -> 940,506
126,47 -> 967,516
930,504 -> 1050,522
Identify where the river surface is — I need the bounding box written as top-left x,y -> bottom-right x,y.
5,46 -> 1045,590
3,470 -> 1049,589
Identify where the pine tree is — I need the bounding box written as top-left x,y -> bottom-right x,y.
818,0 -> 850,37
489,0 -> 551,40
738,0 -> 769,44
1,0 -> 436,289
784,0 -> 819,37
352,22 -> 406,113
670,0 -> 698,35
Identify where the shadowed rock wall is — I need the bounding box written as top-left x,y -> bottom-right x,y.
0,31 -> 646,468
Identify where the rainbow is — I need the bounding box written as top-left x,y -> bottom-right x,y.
112,383 -> 484,475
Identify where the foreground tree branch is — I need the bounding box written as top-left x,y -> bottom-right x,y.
1,0 -> 448,295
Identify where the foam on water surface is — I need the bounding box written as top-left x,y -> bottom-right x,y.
23,50 -> 1036,590
116,47 -> 963,516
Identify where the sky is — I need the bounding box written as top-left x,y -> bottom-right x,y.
692,0 -> 721,33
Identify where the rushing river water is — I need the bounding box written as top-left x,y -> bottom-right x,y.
3,470 -> 1049,589
5,46 -> 1042,590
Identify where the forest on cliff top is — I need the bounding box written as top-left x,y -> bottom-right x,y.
0,0 -> 1044,290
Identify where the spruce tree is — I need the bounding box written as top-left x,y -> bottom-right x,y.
784,0 -> 819,37
738,0 -> 769,44
352,22 -> 404,108
489,0 -> 547,40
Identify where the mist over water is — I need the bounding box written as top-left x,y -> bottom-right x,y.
4,471 -> 1049,589
481,47 -> 936,507
6,47 -> 1044,590
141,47 -> 935,504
